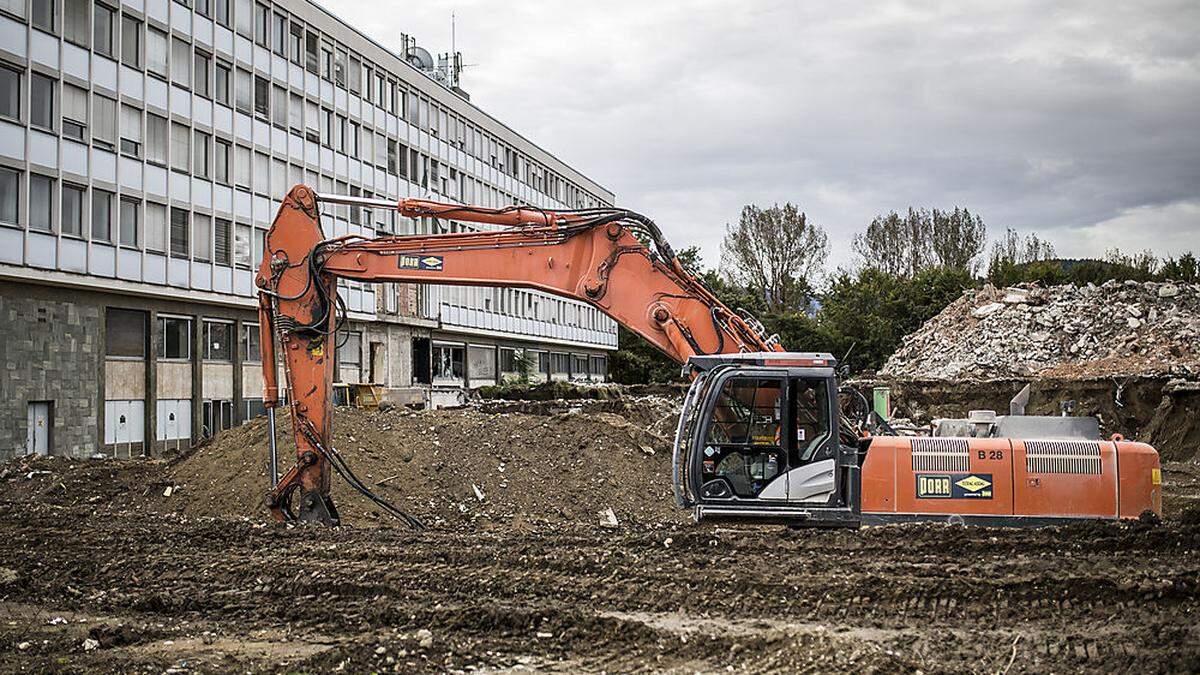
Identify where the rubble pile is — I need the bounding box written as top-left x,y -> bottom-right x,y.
882,280 -> 1200,381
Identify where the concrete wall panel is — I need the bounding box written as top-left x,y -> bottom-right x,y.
105,360 -> 146,400
157,361 -> 192,399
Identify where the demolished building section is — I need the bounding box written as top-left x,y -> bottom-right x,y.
882,281 -> 1200,381
878,281 -> 1200,461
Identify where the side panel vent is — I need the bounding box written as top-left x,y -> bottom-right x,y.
911,438 -> 970,472
1025,440 -> 1102,475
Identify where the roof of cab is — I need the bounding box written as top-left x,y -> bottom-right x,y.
687,352 -> 838,372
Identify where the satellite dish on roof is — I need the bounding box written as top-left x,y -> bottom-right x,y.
407,46 -> 435,70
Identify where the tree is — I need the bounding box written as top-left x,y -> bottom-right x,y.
720,203 -> 828,313
854,207 -> 987,277
929,208 -> 988,273
986,228 -> 1057,285
819,266 -> 975,373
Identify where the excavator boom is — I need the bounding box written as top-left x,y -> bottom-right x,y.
256,185 -> 779,524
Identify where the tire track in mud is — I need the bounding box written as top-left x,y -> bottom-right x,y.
2,501 -> 1198,672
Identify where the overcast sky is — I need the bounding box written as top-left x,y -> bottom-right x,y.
322,0 -> 1200,271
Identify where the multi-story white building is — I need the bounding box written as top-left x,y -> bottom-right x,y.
0,0 -> 617,459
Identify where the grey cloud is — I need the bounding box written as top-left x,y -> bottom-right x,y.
323,0 -> 1200,268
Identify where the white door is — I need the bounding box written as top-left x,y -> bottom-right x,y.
26,402 -> 51,456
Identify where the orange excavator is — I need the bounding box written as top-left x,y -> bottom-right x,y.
257,185 -> 1161,528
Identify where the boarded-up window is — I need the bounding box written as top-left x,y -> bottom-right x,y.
106,308 -> 146,357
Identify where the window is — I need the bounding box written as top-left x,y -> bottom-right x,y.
146,113 -> 167,165
320,107 -> 331,145
320,41 -> 332,80
32,0 -> 55,33
63,0 -> 88,46
147,27 -> 167,78
92,189 -> 113,241
253,151 -> 267,193
234,0 -> 251,37
93,94 -> 116,149
303,99 -> 319,142
93,3 -> 114,56
29,174 -> 53,232
288,92 -> 302,131
270,84 -> 285,126
214,139 -> 230,184
0,0 -> 25,18
253,75 -> 268,117
156,316 -> 191,360
193,213 -> 211,261
213,218 -> 231,265
550,352 -> 569,374
387,139 -> 398,174
145,202 -> 166,252
0,65 -> 18,121
304,29 -> 318,72
234,68 -> 251,114
119,105 -> 141,157
234,223 -> 251,267
169,122 -> 189,172
204,320 -> 232,360
214,61 -> 230,105
253,3 -> 267,47
30,73 -> 54,131
0,168 -> 17,226
288,22 -> 302,63
119,197 -> 138,247
170,38 -> 190,87
234,144 -> 250,187
169,207 -> 189,258
62,84 -> 87,140
214,0 -> 228,27
120,15 -> 140,68
271,12 -> 285,55
347,53 -> 360,94
242,322 -> 261,361
333,47 -> 345,87
106,308 -> 146,357
193,130 -> 209,178
61,183 -> 84,236
433,343 -> 464,380
195,0 -> 210,18
194,51 -> 210,98
337,331 -> 361,376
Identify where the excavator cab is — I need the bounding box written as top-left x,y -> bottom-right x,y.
673,352 -> 862,525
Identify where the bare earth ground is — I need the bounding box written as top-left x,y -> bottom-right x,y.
0,402 -> 1198,673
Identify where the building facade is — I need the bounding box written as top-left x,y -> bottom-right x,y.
0,0 -> 618,459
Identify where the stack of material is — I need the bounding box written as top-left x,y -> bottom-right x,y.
881,280 -> 1200,381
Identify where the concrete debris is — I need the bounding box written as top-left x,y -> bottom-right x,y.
882,281 -> 1200,381
82,638 -> 99,652
599,507 -> 619,528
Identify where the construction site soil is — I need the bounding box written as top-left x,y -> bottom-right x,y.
1,398 -> 1198,673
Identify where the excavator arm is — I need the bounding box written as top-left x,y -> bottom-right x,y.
256,185 -> 780,525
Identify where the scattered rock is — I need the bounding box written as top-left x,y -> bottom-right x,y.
82,638 -> 99,652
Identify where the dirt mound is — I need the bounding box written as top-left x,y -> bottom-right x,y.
882,280 -> 1200,381
159,396 -> 685,529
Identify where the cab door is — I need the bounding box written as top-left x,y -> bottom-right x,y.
694,372 -> 790,502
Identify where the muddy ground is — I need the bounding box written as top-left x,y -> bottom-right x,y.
1,398 -> 1199,673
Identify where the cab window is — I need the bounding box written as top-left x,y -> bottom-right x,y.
792,378 -> 832,464
702,377 -> 784,498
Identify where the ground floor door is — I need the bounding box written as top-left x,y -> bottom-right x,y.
412,337 -> 431,385
370,341 -> 386,384
26,401 -> 52,456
